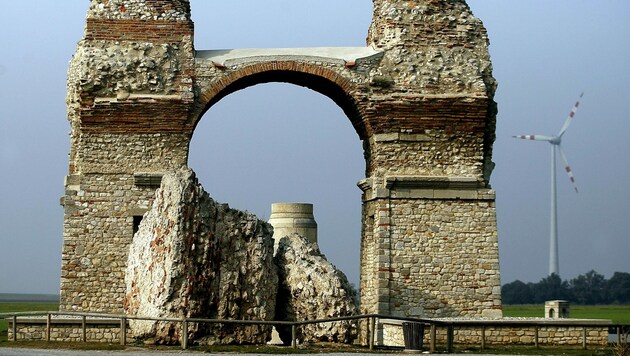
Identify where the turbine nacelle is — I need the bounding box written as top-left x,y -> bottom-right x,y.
513,93 -> 583,192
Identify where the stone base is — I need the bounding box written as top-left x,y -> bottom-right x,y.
379,318 -> 610,348
7,318 -> 124,343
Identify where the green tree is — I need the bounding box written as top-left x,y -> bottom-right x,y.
501,280 -> 533,304
606,272 -> 630,304
569,270 -> 607,304
531,273 -> 571,303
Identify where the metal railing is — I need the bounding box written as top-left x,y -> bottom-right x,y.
2,311 -> 626,353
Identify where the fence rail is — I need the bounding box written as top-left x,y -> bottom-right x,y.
2,311 -> 626,353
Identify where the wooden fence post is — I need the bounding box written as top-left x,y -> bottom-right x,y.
12,315 -> 17,341
481,325 -> 486,350
534,326 -> 539,348
430,323 -> 436,353
120,317 -> 127,346
82,315 -> 87,342
46,313 -> 51,342
182,319 -> 188,350
369,317 -> 376,351
447,325 -> 454,353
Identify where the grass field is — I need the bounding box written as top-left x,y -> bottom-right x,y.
503,305 -> 630,324
0,301 -> 59,342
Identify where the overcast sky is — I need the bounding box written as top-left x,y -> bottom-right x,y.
0,1 -> 628,295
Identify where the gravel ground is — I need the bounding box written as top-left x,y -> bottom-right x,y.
0,349 -> 505,356
0,349 -> 198,356
0,350 -> 368,356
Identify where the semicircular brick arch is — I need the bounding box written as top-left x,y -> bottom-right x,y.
194,61 -> 369,139
61,0 -> 503,332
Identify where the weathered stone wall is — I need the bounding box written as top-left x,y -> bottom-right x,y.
357,0 -> 500,322
62,0 -> 195,313
380,321 -> 610,347
9,322 -> 124,343
60,173 -> 157,312
275,234 -> 358,344
118,169 -> 362,345
387,199 -> 501,318
61,0 -> 502,334
358,186 -> 500,319
125,169 -> 277,345
9,320 -> 610,347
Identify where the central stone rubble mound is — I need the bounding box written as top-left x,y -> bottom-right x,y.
274,234 -> 358,344
124,169 -> 277,345
124,168 -> 358,346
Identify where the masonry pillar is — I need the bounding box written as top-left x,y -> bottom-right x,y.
61,0 -> 196,313
358,0 -> 502,321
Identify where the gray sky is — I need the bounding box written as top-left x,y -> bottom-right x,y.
0,1 -> 628,295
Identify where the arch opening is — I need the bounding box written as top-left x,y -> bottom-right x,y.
189,81 -> 365,285
195,68 -> 368,140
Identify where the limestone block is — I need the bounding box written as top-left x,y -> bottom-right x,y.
274,233 -> 358,344
124,168 -> 277,345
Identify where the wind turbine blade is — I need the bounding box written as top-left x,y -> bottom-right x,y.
558,92 -> 584,137
512,135 -> 554,141
558,145 -> 579,193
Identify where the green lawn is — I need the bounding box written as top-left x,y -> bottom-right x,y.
503,304 -> 630,324
0,302 -> 59,342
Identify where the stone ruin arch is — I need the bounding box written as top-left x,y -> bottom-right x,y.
193,58 -> 369,138
62,0 -> 502,322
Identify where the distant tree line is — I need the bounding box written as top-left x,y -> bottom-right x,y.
502,270 -> 630,305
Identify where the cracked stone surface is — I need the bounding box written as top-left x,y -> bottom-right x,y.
124,168 -> 277,345
274,233 -> 359,344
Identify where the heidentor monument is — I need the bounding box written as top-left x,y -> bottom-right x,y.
61,0 -> 502,336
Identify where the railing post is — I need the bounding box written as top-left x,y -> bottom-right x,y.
120,316 -> 127,346
481,325 -> 486,350
446,324 -> 454,353
82,315 -> 87,342
430,323 -> 436,353
534,326 -> 539,348
582,327 -> 587,350
291,324 -> 297,349
182,319 -> 188,350
46,313 -> 51,342
369,317 -> 376,351
12,315 -> 17,341
618,326 -> 622,345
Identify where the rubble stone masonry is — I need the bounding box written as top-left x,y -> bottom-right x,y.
62,0 -> 503,338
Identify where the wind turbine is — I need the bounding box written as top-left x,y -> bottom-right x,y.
513,93 -> 583,277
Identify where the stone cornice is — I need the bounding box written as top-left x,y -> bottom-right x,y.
358,176 -> 495,201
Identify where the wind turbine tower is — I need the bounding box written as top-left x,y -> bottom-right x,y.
513,93 -> 583,276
